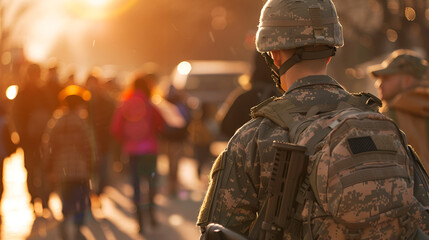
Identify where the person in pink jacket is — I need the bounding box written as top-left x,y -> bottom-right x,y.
110,72 -> 165,235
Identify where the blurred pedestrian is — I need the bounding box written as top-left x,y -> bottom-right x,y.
12,63 -> 52,214
161,85 -> 191,196
188,102 -> 215,179
43,63 -> 62,111
40,63 -> 63,206
110,72 -> 165,234
216,51 -> 280,138
0,101 -> 17,221
85,74 -> 116,197
369,49 -> 429,166
43,85 -> 93,240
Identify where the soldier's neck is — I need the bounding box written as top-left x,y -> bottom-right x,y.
280,63 -> 328,91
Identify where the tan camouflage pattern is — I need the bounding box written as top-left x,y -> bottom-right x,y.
198,76 -> 350,235
197,75 -> 429,239
256,0 -> 343,53
295,107 -> 419,239
369,49 -> 429,79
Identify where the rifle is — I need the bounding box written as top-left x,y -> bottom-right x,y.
258,141 -> 308,240
201,141 -> 308,240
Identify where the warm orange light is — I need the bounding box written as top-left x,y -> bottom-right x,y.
87,0 -> 110,7
405,7 -> 416,21
65,0 -> 138,20
1,149 -> 34,240
168,214 -> 184,226
58,84 -> 92,102
238,74 -> 251,90
1,52 -> 11,65
386,29 -> 398,42
5,85 -> 18,100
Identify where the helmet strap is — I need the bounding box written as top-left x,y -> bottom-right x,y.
262,47 -> 336,93
261,52 -> 285,94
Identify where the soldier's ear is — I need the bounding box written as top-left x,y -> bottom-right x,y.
270,50 -> 282,68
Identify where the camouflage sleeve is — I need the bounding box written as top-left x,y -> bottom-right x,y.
197,119 -> 262,235
197,117 -> 289,236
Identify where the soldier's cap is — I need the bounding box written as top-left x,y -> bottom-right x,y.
58,85 -> 92,102
369,49 -> 428,79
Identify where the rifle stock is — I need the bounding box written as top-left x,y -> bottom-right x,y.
259,141 -> 308,240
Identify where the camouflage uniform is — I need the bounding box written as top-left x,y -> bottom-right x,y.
197,75 -> 350,235
198,78 -> 429,239
199,0 -> 429,238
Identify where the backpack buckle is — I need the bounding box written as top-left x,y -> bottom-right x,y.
362,92 -> 382,107
398,213 -> 414,240
261,221 -> 283,234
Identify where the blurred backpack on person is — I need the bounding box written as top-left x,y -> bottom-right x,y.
158,85 -> 191,141
188,103 -> 215,148
252,93 -> 429,239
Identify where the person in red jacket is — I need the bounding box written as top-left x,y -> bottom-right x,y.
110,72 -> 165,235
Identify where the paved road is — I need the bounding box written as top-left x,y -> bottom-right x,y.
1,149 -> 210,240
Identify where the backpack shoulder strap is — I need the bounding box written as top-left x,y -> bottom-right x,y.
347,92 -> 382,112
250,96 -> 297,130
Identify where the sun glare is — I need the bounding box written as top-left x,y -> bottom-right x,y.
87,0 -> 109,7
1,149 -> 34,240
65,0 -> 138,20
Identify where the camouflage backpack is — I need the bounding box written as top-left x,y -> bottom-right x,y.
252,93 -> 429,239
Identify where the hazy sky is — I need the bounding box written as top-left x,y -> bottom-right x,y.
3,0 -> 261,82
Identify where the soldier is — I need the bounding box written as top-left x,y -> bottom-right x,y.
197,0 -> 429,239
369,49 -> 429,167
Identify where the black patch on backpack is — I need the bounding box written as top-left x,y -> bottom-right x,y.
347,136 -> 377,154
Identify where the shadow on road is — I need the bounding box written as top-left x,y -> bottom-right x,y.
22,156 -> 207,240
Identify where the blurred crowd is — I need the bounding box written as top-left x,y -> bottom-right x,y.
0,60 -> 225,239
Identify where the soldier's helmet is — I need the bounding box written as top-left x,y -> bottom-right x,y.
256,0 -> 344,52
255,0 -> 344,92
